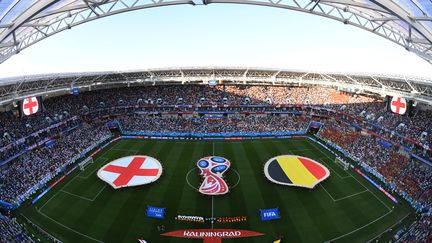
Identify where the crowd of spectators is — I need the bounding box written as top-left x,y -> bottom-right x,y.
397,214 -> 431,242
0,123 -> 110,204
318,120 -> 431,206
0,213 -> 33,243
118,115 -> 308,134
318,120 -> 431,242
1,85 -> 431,154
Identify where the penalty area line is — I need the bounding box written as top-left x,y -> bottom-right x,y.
320,185 -> 368,203
60,185 -> 106,202
60,190 -> 93,201
334,189 -> 368,202
320,184 -> 336,202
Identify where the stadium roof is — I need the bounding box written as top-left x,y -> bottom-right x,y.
1,67 -> 432,106
1,0 -> 432,64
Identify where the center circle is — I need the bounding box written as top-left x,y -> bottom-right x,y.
186,167 -> 241,191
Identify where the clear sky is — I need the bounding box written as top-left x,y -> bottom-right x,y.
0,3 -> 431,79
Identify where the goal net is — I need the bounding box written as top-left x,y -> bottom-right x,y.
335,157 -> 349,171
79,157 -> 93,171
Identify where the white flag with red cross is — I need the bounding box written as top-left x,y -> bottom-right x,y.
97,156 -> 163,189
390,96 -> 407,115
22,97 -> 39,116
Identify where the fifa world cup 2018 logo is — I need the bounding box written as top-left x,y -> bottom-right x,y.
197,156 -> 231,195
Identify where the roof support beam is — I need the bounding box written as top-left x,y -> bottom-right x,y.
372,17 -> 399,22
0,0 -> 61,43
371,0 -> 432,44
0,23 -> 13,28
411,16 -> 432,21
82,0 -> 100,16
0,42 -> 15,48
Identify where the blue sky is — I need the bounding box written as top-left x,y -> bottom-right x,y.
0,3 -> 431,78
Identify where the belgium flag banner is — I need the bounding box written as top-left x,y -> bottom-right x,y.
264,155 -> 330,189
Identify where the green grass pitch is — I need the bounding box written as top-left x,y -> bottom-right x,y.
19,138 -> 414,243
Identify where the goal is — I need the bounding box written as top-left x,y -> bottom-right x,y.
335,157 -> 349,171
79,157 -> 93,171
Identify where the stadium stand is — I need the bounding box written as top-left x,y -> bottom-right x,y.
0,213 -> 33,243
0,124 -> 111,204
118,116 -> 308,134
0,84 -> 431,242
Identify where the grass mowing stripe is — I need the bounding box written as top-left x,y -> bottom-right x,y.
263,140 -> 329,242
118,140 -> 173,242
211,142 -> 231,228
77,140 -> 157,241
145,142 -> 195,242
239,140 -> 282,240
171,141 -> 208,232
296,141 -> 391,240
220,141 -> 252,232
102,140 -> 172,242
228,141 -> 275,243
73,146 -> 139,239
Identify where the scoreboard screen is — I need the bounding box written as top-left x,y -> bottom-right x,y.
20,96 -> 42,117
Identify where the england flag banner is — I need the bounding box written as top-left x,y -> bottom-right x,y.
98,156 -> 163,189
21,97 -> 40,116
390,96 -> 407,115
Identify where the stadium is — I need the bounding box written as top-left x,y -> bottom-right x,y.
0,1 -> 431,243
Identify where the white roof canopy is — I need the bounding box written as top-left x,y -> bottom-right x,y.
1,0 -> 432,64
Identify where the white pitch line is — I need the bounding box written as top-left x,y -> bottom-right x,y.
324,209 -> 393,243
309,139 -> 393,211
60,184 -> 106,202
320,184 -> 337,202
20,213 -> 62,242
34,141 -> 124,242
60,190 -> 93,201
37,209 -> 103,243
40,141 -> 121,211
91,185 -> 106,201
211,141 -> 215,229
334,189 -> 368,202
366,212 -> 411,243
211,196 -> 214,229
110,148 -> 141,152
39,174 -> 78,211
349,172 -> 392,212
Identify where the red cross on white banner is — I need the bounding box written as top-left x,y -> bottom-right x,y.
98,156 -> 163,189
22,97 -> 39,116
390,96 -> 407,115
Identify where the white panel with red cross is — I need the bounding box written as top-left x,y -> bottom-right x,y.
390,96 -> 407,115
22,97 -> 39,116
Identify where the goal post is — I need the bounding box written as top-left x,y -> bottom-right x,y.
334,157 -> 349,171
79,157 -> 93,171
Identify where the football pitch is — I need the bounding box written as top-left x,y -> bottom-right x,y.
20,138 -> 414,243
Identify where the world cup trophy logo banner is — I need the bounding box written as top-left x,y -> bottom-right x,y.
197,156 -> 231,195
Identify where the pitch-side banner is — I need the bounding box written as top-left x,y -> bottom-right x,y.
20,96 -> 42,116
